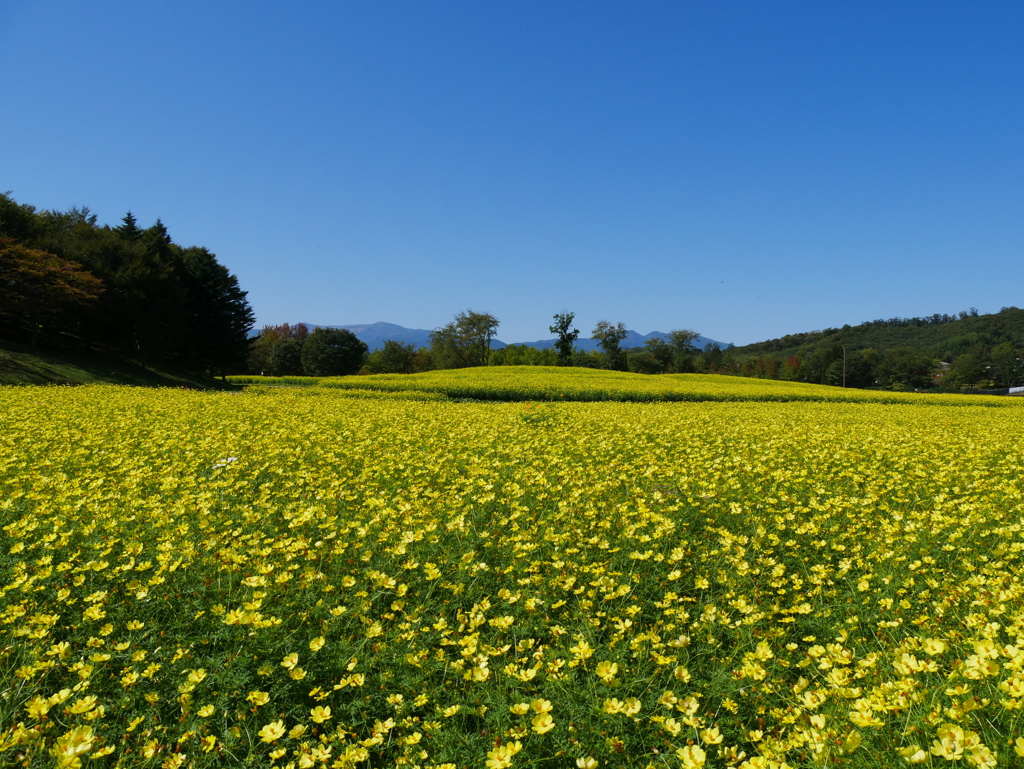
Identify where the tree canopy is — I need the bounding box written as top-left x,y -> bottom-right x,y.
301,327 -> 368,376
591,321 -> 628,371
0,238 -> 104,347
549,312 -> 580,365
0,192 -> 255,376
430,310 -> 500,369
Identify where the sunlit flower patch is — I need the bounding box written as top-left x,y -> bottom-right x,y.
2,381 -> 1024,768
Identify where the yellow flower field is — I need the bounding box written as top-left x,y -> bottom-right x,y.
2,378 -> 1024,768
232,366 -> 1016,405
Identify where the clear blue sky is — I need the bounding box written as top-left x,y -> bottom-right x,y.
3,2 -> 1022,346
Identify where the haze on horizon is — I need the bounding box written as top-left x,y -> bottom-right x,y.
2,1 -> 1022,347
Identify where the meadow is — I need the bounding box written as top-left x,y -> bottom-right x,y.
2,370 -> 1024,768
228,367 -> 1010,405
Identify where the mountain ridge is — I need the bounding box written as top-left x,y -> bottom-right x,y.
306,322 -> 729,352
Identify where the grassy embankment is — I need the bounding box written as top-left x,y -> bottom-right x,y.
0,339 -> 237,389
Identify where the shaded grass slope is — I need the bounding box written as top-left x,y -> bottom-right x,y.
0,339 -> 237,389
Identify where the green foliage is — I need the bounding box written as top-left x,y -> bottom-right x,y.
946,353 -> 988,387
269,339 -> 306,376
114,210 -> 142,241
489,345 -> 558,367
366,340 -> 418,374
626,349 -> 663,375
430,310 -> 500,369
822,349 -> 876,388
667,329 -> 700,372
724,307 -> 1024,390
0,192 -> 43,243
0,237 -> 104,347
569,350 -> 603,368
875,347 -> 935,389
591,321 -> 628,371
549,312 -> 580,365
0,192 -> 254,372
247,323 -> 310,375
641,339 -> 672,371
180,246 -> 255,377
300,327 -> 367,376
990,342 -> 1023,387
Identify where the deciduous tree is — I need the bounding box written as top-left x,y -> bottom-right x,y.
248,323 -> 309,374
431,310 -> 500,369
591,320 -> 628,371
301,327 -> 367,376
367,340 -> 418,374
667,329 -> 700,372
990,343 -> 1022,387
0,238 -> 103,346
549,312 -> 580,365
270,339 -> 305,376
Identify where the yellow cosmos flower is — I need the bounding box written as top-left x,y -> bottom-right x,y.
281,653 -> 299,670
658,690 -> 678,708
67,696 -> 98,715
197,704 -> 214,717
485,740 -> 522,769
531,712 -> 554,734
310,705 -> 332,723
258,720 -> 286,743
700,726 -> 723,745
309,636 -> 326,652
602,699 -> 624,714
52,725 -> 95,764
675,744 -> 706,768
595,661 -> 618,683
247,691 -> 270,707
570,639 -> 595,660
930,723 -> 965,761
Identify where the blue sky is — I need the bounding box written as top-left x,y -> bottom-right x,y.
3,2 -> 1022,346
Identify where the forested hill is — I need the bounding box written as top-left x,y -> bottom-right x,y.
721,307 -> 1024,389
736,307 -> 1024,358
0,192 -> 254,378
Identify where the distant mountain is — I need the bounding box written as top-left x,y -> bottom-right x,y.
515,330 -> 727,353
306,322 -> 728,352
315,322 -> 434,352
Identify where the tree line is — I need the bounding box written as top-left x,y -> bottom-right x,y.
0,192 -> 254,377
718,307 -> 1024,390
248,310 -> 709,377
249,305 -> 1023,393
